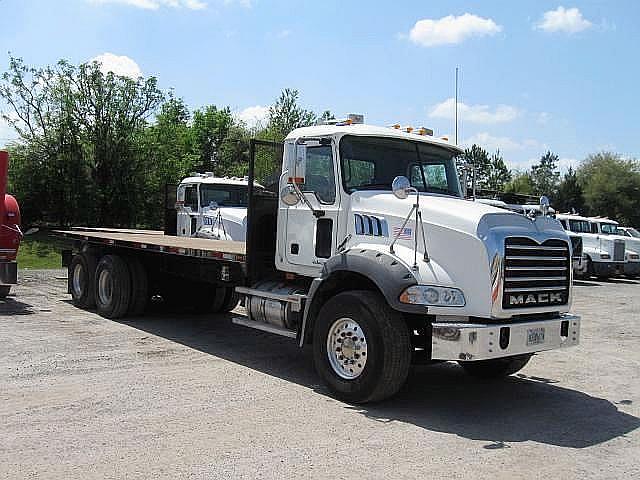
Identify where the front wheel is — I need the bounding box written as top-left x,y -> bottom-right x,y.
312,290 -> 411,404
458,354 -> 532,379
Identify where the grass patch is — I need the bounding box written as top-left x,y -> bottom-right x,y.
17,231 -> 69,270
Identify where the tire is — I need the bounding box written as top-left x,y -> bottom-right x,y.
127,257 -> 148,316
0,285 -> 10,299
94,255 -> 132,319
459,354 -> 532,379
216,287 -> 239,313
312,290 -> 411,404
69,252 -> 98,309
585,257 -> 594,278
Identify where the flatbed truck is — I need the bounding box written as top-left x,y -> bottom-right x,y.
60,122 -> 581,403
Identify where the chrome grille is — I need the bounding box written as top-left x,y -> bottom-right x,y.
614,239 -> 625,261
503,237 -> 571,309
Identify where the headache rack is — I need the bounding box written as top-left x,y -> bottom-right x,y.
502,237 -> 571,309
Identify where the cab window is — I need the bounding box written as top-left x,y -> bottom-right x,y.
302,145 -> 336,204
184,185 -> 199,211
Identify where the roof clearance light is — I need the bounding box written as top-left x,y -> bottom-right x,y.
440,136 -> 449,141
404,126 -> 414,133
388,123 -> 401,129
335,118 -> 353,126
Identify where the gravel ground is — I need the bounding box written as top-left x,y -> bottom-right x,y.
1,270 -> 639,479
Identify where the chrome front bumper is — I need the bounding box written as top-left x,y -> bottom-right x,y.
431,314 -> 580,361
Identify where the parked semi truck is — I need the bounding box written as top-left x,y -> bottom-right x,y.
556,213 -> 626,278
60,121 -> 581,403
588,217 -> 640,278
175,174 -> 259,242
0,151 -> 22,298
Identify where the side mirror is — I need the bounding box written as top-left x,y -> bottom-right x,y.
392,176 -> 412,200
539,196 -> 550,216
280,184 -> 300,206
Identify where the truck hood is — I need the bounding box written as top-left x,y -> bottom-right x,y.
350,191 -> 523,236
348,191 -> 569,319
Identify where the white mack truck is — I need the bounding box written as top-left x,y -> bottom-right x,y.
175,173 -> 258,242
588,217 -> 640,278
60,119 -> 581,403
556,213 -> 633,278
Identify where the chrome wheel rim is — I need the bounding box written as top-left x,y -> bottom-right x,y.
327,317 -> 368,379
97,269 -> 112,306
72,263 -> 84,296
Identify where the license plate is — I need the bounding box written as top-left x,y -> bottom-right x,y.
527,327 -> 545,346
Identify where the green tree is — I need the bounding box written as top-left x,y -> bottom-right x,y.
457,144 -> 491,195
265,88 -> 316,141
577,152 -> 640,225
530,151 -> 560,198
191,105 -> 235,173
139,96 -> 196,226
1,55 -> 165,226
485,149 -> 512,192
504,171 -> 535,195
554,167 -> 585,214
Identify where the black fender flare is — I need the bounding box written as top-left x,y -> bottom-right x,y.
298,249 -> 424,346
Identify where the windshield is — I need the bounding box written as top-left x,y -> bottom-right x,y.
568,219 -> 591,233
600,223 -> 618,234
200,184 -> 249,208
627,228 -> 640,238
339,135 -> 462,197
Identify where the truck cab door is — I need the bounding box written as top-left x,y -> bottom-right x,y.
176,184 -> 200,236
281,142 -> 340,272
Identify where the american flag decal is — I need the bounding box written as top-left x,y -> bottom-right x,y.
393,226 -> 412,240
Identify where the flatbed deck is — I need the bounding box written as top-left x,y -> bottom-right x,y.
56,228 -> 246,263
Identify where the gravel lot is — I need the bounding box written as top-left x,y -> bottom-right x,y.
1,270 -> 639,479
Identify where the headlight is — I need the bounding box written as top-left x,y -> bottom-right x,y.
630,253 -> 639,260
601,253 -> 611,259
399,285 -> 465,307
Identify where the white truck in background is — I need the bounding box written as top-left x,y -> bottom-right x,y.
588,217 -> 640,278
61,119 -> 581,403
175,174 -> 260,241
556,213 -> 627,278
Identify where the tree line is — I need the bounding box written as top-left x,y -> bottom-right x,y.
2,56 -> 640,228
461,144 -> 640,226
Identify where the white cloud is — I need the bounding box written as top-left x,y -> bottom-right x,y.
536,112 -> 551,124
536,6 -> 592,34
429,98 -> 519,124
224,0 -> 251,7
89,53 -> 142,79
558,157 -> 581,172
235,105 -> 269,129
407,13 -> 502,47
464,133 -> 542,154
276,29 -> 291,39
89,0 -> 207,10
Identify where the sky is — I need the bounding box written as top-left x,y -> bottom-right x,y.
1,0 -> 638,171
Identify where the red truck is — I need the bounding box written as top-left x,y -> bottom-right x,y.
0,151 -> 22,298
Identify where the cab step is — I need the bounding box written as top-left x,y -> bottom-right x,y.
232,316 -> 297,338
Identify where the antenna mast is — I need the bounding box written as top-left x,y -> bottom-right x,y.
455,67 -> 459,145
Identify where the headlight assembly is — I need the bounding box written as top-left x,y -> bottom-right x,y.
399,285 -> 466,307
